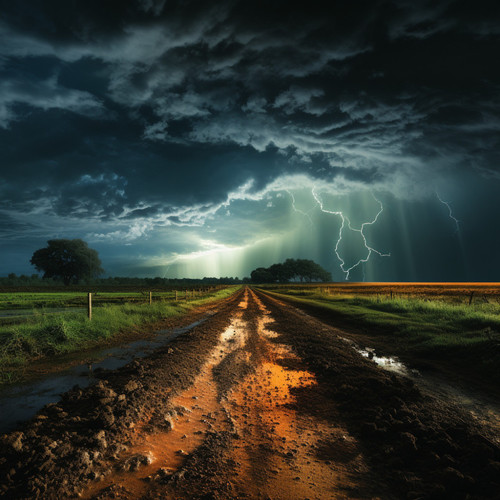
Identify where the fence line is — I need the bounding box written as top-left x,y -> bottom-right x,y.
0,285 -> 229,323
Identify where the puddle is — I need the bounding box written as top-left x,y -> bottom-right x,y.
341,337 -> 416,377
0,318 -> 208,435
357,348 -> 414,376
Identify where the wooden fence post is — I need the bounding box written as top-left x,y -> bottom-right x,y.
469,291 -> 474,305
390,290 -> 393,300
149,291 -> 152,305
88,292 -> 92,320
175,291 -> 178,301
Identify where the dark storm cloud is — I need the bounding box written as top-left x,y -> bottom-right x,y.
0,212 -> 37,237
0,0 -> 499,279
1,1 -> 497,177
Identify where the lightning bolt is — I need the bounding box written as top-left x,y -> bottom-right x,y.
312,188 -> 390,280
311,188 -> 347,273
436,192 -> 460,232
286,189 -> 314,226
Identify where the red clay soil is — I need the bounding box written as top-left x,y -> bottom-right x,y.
0,287 -> 499,499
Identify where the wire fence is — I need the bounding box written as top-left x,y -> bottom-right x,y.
0,286 -> 228,324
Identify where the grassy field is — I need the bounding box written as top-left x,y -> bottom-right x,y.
0,287 -> 221,311
263,282 -> 500,302
0,286 -> 239,384
258,283 -> 500,384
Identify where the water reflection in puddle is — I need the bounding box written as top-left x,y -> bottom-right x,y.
357,348 -> 414,376
341,337 -> 417,377
0,318 -> 209,434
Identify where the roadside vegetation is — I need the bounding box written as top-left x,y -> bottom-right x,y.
259,285 -> 500,383
0,286 -> 240,385
0,291 -> 178,311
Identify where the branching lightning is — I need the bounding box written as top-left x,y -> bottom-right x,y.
436,192 -> 460,232
312,188 -> 390,280
286,189 -> 314,226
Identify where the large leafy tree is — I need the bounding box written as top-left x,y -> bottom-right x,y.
286,258 -> 332,282
30,239 -> 104,285
250,267 -> 275,284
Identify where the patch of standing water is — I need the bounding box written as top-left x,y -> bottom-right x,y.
341,337 -> 418,377
0,318 -> 209,435
357,348 -> 415,376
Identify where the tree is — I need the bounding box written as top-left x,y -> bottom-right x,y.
268,263 -> 293,283
30,239 -> 104,285
250,267 -> 275,283
250,259 -> 332,283
290,259 -> 332,282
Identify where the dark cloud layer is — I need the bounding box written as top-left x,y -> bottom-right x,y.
1,1 -> 499,279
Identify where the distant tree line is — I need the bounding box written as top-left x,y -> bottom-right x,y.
250,258 -> 331,283
0,239 -> 249,288
1,239 -> 330,287
0,274 -> 247,288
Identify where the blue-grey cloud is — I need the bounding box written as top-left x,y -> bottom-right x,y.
0,0 -> 499,280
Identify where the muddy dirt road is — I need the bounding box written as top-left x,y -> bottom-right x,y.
1,287 -> 499,499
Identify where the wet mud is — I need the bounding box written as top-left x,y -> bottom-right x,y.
0,317 -> 211,435
1,287 -> 499,499
257,290 -> 500,499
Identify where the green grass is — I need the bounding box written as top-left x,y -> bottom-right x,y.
259,287 -> 500,382
0,286 -> 240,383
262,287 -> 500,345
0,291 -> 181,310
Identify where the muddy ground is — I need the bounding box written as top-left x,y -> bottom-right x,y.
1,287 -> 499,499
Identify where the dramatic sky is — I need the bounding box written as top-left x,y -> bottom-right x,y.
1,0 -> 499,281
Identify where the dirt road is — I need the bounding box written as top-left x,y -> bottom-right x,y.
1,287 -> 499,499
